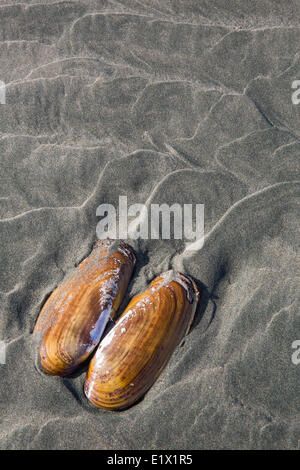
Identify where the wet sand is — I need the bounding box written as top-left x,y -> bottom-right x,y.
0,0 -> 299,449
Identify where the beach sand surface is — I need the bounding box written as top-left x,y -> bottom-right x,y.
0,0 -> 299,449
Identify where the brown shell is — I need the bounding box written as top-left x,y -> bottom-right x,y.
34,239 -> 136,376
84,270 -> 199,410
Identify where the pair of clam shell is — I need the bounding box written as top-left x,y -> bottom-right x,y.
34,239 -> 200,410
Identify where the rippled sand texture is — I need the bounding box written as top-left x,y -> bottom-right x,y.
0,0 -> 300,450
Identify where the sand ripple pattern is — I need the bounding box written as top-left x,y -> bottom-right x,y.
0,0 -> 299,450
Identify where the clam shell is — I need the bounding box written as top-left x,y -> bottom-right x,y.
84,270 -> 199,410
34,239 -> 136,376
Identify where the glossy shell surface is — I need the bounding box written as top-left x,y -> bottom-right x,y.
34,239 -> 136,376
84,270 -> 199,410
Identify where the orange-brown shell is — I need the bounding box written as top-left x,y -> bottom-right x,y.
84,270 -> 199,410
34,239 -> 136,376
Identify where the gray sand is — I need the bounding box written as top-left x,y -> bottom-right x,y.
0,0 -> 300,450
